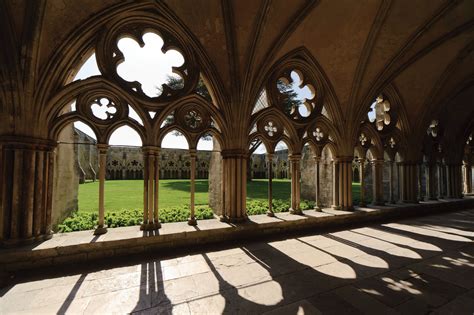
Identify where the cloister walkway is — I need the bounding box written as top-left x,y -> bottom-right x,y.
1,205 -> 474,314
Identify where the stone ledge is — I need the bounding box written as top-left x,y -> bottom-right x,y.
1,198 -> 473,272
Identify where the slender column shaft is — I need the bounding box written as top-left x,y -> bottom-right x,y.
463,162 -> 472,194
142,152 -> 148,225
23,150 -> 36,239
446,164 -> 453,198
314,156 -> 321,211
417,163 -> 423,201
188,150 -> 197,225
332,159 -> 340,209
154,149 -> 160,227
388,161 -> 395,203
372,159 -> 385,206
289,154 -> 302,214
267,154 -> 274,216
148,153 -> 155,224
95,144 -> 108,235
359,158 -> 366,206
437,162 -> 444,198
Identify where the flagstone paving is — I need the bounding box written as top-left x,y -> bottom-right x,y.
1,209 -> 473,314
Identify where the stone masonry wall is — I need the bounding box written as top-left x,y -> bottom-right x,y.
52,125 -> 79,226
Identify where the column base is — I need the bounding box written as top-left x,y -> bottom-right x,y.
332,205 -> 342,210
226,216 -> 249,223
314,206 -> 322,212
140,222 -> 160,231
402,199 -> 419,204
359,202 -> 367,207
340,205 -> 354,211
188,217 -> 197,226
388,200 -> 397,204
94,226 -> 108,235
371,202 -> 385,206
289,208 -> 303,215
267,211 -> 275,217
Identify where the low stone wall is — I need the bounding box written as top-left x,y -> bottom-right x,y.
2,198 -> 473,273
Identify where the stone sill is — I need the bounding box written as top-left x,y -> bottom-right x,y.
1,198 -> 473,272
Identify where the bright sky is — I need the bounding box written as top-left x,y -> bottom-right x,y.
72,32 -> 311,153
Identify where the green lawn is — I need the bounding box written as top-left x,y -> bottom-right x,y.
78,179 -> 292,213
78,179 -> 361,213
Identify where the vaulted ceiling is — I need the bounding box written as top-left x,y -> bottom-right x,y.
1,0 -> 473,148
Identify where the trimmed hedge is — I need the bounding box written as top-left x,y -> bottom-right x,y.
58,199 -> 316,232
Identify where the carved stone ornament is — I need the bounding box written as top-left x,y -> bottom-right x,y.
175,104 -> 210,133
313,127 -> 324,142
359,133 -> 368,146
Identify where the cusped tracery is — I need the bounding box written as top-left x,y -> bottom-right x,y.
276,70 -> 316,120
368,95 -> 391,131
95,20 -> 199,107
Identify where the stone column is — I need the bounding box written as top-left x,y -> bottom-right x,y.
332,159 -> 340,209
417,163 -> 424,201
337,157 -> 354,210
446,164 -> 454,198
371,159 -> 385,206
314,156 -> 322,211
94,144 -> 108,235
267,153 -> 275,216
463,161 -> 472,194
437,162 -> 445,198
221,149 -> 248,222
154,149 -> 161,228
399,162 -> 419,203
425,163 -> 437,200
388,160 -> 396,203
141,146 -> 161,230
188,149 -> 197,225
359,158 -> 366,206
289,154 -> 302,214
449,164 -> 463,199
0,138 -> 57,246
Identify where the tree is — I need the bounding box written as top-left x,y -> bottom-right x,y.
157,75 -> 212,102
277,79 -> 302,114
157,76 -> 213,140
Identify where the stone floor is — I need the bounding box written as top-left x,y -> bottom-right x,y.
1,209 -> 474,314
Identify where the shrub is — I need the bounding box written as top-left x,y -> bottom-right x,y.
58,205 -> 215,232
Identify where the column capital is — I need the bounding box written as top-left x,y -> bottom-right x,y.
313,155 -> 321,163
189,149 -> 197,158
371,159 -> 384,165
142,146 -> 160,155
97,143 -> 109,154
266,153 -> 274,160
335,156 -> 353,163
0,136 -> 57,151
221,149 -> 247,159
288,154 -> 302,161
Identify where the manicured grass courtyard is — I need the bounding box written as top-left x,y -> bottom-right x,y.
59,180 -> 362,232
78,179 -> 291,213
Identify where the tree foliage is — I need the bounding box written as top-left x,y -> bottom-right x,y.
277,79 -> 302,114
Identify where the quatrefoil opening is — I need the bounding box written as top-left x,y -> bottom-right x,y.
264,121 -> 278,137
91,98 -> 117,121
359,133 -> 368,146
313,127 -> 324,142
